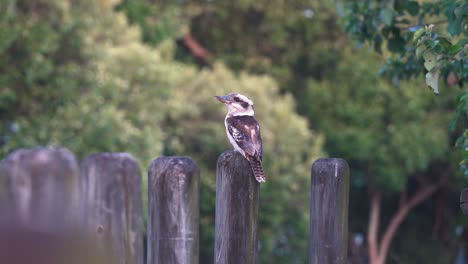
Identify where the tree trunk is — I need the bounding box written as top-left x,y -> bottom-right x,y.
367,182 -> 443,264
367,190 -> 381,264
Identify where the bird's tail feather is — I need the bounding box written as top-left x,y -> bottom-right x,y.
248,157 -> 266,183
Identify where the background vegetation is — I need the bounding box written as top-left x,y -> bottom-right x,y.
1,0 -> 466,263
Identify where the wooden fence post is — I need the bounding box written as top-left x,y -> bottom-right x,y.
81,153 -> 144,264
309,158 -> 349,264
147,156 -> 200,264
0,147 -> 80,232
460,188 -> 468,215
214,151 -> 259,264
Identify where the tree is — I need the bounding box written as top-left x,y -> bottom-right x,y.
1,0 -> 324,263
302,48 -> 457,264
118,0 -> 347,91
338,0 -> 467,175
0,0 -> 88,154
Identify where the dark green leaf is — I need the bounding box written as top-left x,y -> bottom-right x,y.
374,35 -> 383,53
447,44 -> 463,55
457,38 -> 468,47
428,39 -> 439,49
406,1 -> 420,16
447,17 -> 462,36
380,9 -> 394,25
388,35 -> 405,53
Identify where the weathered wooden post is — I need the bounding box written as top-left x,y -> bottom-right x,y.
147,156 -> 200,264
214,151 -> 259,264
309,158 -> 349,264
0,147 -> 80,232
0,148 -> 113,264
460,188 -> 468,215
81,153 -> 144,264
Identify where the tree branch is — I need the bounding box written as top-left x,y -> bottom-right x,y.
368,188 -> 381,264
377,174 -> 449,263
181,32 -> 213,66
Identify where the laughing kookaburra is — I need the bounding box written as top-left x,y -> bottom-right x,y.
215,93 -> 266,183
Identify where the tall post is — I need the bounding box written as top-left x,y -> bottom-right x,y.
0,147 -> 80,232
309,158 -> 349,264
214,151 -> 259,264
147,156 -> 200,264
81,153 -> 144,264
0,148 -> 113,264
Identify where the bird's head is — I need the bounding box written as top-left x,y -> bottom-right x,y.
215,93 -> 254,116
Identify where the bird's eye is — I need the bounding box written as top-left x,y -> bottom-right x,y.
233,97 -> 242,102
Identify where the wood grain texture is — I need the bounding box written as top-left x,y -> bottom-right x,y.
460,188 -> 468,215
147,156 -> 200,264
0,147 -> 80,233
81,153 -> 144,264
309,158 -> 349,264
214,151 -> 259,264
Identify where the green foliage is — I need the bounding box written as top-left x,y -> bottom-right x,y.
413,25 -> 466,94
301,49 -> 453,193
1,0 -> 463,262
452,91 -> 468,174
339,0 -> 468,174
340,0 -> 466,87
192,1 -> 346,82
117,0 -> 187,45
0,0 -> 87,154
118,0 -> 347,90
0,1 -> 323,263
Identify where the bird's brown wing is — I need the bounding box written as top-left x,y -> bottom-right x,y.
226,115 -> 263,161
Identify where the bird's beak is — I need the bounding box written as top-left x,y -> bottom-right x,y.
215,95 -> 232,104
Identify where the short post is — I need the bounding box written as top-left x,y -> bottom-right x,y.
460,188 -> 468,215
0,147 -> 80,232
214,151 -> 259,264
81,153 -> 144,264
309,158 -> 349,264
147,156 -> 200,264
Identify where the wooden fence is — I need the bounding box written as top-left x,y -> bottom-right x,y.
0,147 -> 349,264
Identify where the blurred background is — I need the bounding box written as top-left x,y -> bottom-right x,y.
0,0 -> 466,263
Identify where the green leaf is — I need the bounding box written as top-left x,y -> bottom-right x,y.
437,38 -> 452,49
388,34 -> 405,53
446,4 -> 464,36
457,38 -> 468,47
406,1 -> 420,16
447,18 -> 462,36
374,35 -> 383,53
413,28 -> 425,41
423,51 -> 437,71
425,69 -> 440,94
428,39 -> 439,49
415,44 -> 426,58
447,44 -> 463,55
380,9 -> 394,25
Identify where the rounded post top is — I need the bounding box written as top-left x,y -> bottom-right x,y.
0,147 -> 78,172
311,158 -> 349,179
312,158 -> 349,170
81,152 -> 138,164
148,156 -> 200,178
217,150 -> 248,166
